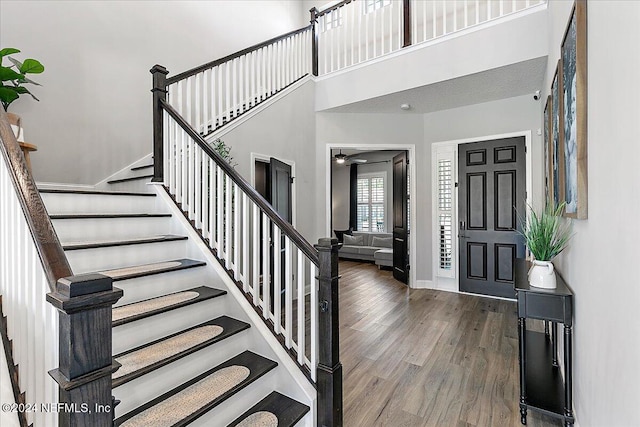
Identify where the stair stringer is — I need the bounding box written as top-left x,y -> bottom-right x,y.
151,183 -> 317,426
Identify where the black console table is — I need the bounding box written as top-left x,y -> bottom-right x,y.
514,259 -> 574,426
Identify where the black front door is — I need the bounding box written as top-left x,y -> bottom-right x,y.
392,151 -> 409,284
458,137 -> 526,298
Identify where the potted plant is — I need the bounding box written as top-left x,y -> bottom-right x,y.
0,48 -> 45,141
519,202 -> 573,289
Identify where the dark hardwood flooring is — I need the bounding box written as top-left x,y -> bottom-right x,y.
339,260 -> 559,427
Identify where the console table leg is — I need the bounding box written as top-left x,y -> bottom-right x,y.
552,322 -> 558,367
564,324 -> 574,426
544,320 -> 549,336
518,317 -> 527,425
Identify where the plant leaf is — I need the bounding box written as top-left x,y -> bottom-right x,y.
0,86 -> 20,105
19,76 -> 41,86
0,48 -> 20,58
20,59 -> 44,74
0,66 -> 24,82
7,57 -> 22,69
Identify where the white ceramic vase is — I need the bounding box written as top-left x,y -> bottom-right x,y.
528,260 -> 557,289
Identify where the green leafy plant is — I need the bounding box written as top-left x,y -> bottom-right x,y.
518,202 -> 573,261
0,48 -> 45,111
210,138 -> 237,167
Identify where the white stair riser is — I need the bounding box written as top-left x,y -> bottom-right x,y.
107,179 -> 153,193
41,193 -> 157,214
114,266 -> 213,305
112,297 -> 229,355
113,331 -> 253,416
66,240 -> 189,274
52,217 -> 173,242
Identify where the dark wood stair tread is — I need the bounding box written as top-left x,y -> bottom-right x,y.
114,351 -> 277,427
100,258 -> 206,281
63,235 -> 187,251
227,391 -> 310,427
113,286 -> 226,327
131,164 -> 154,171
108,174 -> 154,185
40,188 -> 156,197
113,316 -> 250,387
50,213 -> 172,219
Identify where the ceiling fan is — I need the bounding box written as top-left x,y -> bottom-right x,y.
334,150 -> 367,164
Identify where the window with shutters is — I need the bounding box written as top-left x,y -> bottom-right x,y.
356,174 -> 385,232
435,151 -> 456,278
322,8 -> 343,31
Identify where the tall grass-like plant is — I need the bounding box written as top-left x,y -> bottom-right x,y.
518,202 -> 573,261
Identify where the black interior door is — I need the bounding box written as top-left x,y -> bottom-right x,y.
458,137 -> 526,298
270,158 -> 292,222
392,151 -> 409,284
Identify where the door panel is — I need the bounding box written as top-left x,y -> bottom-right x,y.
459,137 -> 526,298
270,158 -> 292,223
393,152 -> 408,284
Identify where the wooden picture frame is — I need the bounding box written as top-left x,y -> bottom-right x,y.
561,0 -> 587,219
551,62 -> 564,209
544,95 -> 552,207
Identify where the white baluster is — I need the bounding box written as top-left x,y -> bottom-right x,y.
273,226 -> 281,334
189,139 -> 195,220
373,7 -> 377,57
225,62 -> 231,123
233,183 -> 240,281
500,0 -> 504,16
216,165 -> 224,255
330,13 -> 335,72
284,237 -> 293,348
454,0 -> 458,31
195,146 -> 202,229
177,80 -> 184,115
252,203 -> 260,304
195,72 -> 201,132
443,0 -> 447,34
238,57 -> 244,114
358,5 -> 363,64
242,193 -> 249,289
488,0 -> 492,19
232,58 -> 238,118
465,0 -> 469,28
434,1 -> 438,37
201,148 -> 209,238
380,4 -> 385,55
217,65 -> 223,127
225,171 -> 232,269
186,77 -> 192,126
209,158 -> 215,246
350,5 -> 355,67
297,249 -> 305,365
262,213 -> 270,318
180,129 -> 187,205
423,0 -> 428,42
310,262 -> 318,381
203,69 -> 209,133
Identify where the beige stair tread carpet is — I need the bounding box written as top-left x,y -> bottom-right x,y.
114,325 -> 223,380
113,291 -> 199,322
121,366 -> 250,427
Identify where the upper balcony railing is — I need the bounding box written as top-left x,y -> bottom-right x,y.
313,0 -> 547,76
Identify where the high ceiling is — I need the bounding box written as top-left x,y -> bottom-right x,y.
322,57 -> 547,114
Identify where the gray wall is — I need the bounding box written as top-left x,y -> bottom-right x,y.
0,1 -> 306,185
544,1 -> 640,425
216,81 -> 317,243
331,162 -> 350,232
316,94 -> 540,283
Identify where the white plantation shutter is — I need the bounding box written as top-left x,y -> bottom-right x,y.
357,174 -> 385,231
436,152 -> 456,278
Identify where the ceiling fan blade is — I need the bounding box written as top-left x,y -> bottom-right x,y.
351,158 -> 368,163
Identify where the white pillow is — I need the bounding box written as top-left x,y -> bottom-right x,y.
343,234 -> 364,246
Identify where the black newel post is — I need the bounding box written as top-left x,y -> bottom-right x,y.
310,8 -> 319,77
315,238 -> 342,427
403,0 -> 412,47
151,65 -> 169,183
47,274 -> 123,427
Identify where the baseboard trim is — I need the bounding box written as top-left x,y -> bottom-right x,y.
413,280 -> 434,289
94,153 -> 154,188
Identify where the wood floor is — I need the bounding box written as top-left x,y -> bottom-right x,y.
339,260 -> 560,427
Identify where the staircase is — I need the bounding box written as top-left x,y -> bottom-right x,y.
40,182 -> 311,426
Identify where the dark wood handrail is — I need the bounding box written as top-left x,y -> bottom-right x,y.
0,109 -> 72,289
159,99 -> 319,267
166,25 -> 313,86
316,0 -> 355,18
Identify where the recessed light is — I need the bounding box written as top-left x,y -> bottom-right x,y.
400,103 -> 411,110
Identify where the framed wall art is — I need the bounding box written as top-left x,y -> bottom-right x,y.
561,0 -> 588,219
544,95 -> 552,207
551,62 -> 563,209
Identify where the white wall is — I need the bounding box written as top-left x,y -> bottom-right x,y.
0,1 -> 306,185
545,2 -> 640,426
316,94 -> 540,283
215,80 -> 317,243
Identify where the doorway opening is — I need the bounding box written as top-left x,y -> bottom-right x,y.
327,145 -> 415,286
